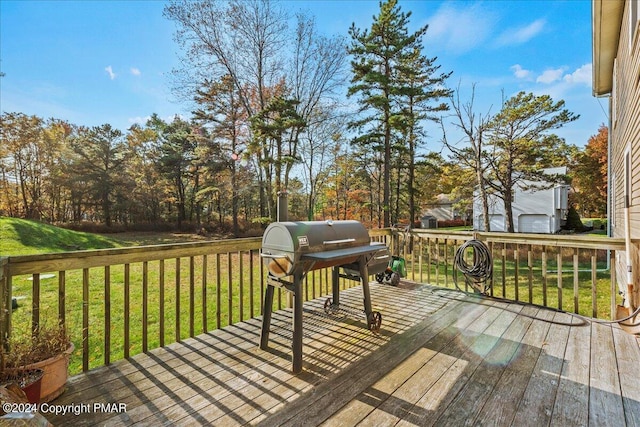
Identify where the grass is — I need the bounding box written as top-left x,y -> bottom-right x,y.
0,217 -> 124,255
0,217 -> 209,256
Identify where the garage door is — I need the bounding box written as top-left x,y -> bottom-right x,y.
518,214 -> 549,233
476,214 -> 505,232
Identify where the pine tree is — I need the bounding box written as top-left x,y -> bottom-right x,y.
348,0 -> 450,226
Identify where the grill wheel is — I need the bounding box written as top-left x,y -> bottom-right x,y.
367,311 -> 382,333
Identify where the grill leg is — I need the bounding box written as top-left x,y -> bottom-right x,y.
360,262 -> 373,316
259,284 -> 275,350
292,273 -> 303,374
332,266 -> 340,306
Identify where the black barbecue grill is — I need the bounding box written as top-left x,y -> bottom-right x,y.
259,220 -> 389,373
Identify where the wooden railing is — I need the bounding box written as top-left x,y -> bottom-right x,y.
394,229 -> 627,320
0,228 -> 627,376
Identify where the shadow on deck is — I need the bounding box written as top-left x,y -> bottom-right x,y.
47,282 -> 640,426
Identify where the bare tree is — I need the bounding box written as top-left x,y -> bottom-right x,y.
298,109 -> 345,220
442,83 -> 493,231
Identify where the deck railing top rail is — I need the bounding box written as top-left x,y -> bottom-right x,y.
409,229 -> 628,251
3,229 -> 628,276
5,237 -> 263,276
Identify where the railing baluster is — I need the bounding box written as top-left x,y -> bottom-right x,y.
82,268 -> 89,372
32,273 -> 40,335
159,259 -> 165,347
175,258 -> 180,342
104,266 -> 110,365
418,236 -> 423,283
58,271 -> 66,326
610,250 -> 616,320
216,254 -> 222,329
227,253 -> 233,326
489,241 -> 495,297
573,248 -> 579,313
202,254 -> 208,333
143,261 -> 148,351
528,244 -> 533,304
592,250 -> 597,318
501,243 -> 506,297
239,251 -> 244,321
427,238 -> 431,284
249,250 -> 254,319
444,238 -> 448,287
435,238 -> 439,285
189,256 -> 195,337
514,244 -> 519,302
324,268 -> 329,296
0,259 -> 10,353
410,235 -> 415,282
557,250 -> 563,310
542,247 -> 548,307
216,253 -> 221,329
124,264 -> 130,358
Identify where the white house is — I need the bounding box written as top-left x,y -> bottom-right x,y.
473,167 -> 570,233
592,0 -> 639,313
422,194 -> 458,221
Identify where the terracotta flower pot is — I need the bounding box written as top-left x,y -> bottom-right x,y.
23,343 -> 74,402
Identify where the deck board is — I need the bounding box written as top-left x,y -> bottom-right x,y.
39,281 -> 640,427
511,310 -> 571,427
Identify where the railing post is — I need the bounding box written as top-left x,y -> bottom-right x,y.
0,257 -> 11,353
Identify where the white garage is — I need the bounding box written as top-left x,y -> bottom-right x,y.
518,214 -> 550,233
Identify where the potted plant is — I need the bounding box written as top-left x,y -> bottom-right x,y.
0,368 -> 44,404
1,322 -> 74,402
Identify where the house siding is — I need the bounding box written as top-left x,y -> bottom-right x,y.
610,0 -> 640,301
472,183 -> 568,233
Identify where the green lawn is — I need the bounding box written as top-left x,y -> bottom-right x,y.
1,217 -> 123,255
0,217 -> 208,256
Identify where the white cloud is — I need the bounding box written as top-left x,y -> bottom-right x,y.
511,64 -> 532,79
495,19 -> 546,47
425,3 -> 496,55
563,63 -> 592,86
536,67 -> 566,84
130,67 -> 141,76
128,116 -> 151,125
105,65 -> 116,80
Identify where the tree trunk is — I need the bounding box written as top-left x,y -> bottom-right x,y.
504,188 -> 515,233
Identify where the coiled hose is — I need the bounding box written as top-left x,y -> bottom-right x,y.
453,239 -> 493,294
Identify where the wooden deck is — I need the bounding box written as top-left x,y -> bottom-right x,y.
46,281 -> 640,426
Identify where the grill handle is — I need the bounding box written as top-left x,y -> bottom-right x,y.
323,238 -> 356,245
260,253 -> 290,260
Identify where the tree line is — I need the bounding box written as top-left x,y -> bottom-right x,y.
0,0 -> 607,235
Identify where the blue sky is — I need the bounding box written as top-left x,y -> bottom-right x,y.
1,0 -> 606,148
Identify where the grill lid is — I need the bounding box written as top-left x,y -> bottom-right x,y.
261,220 -> 375,277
